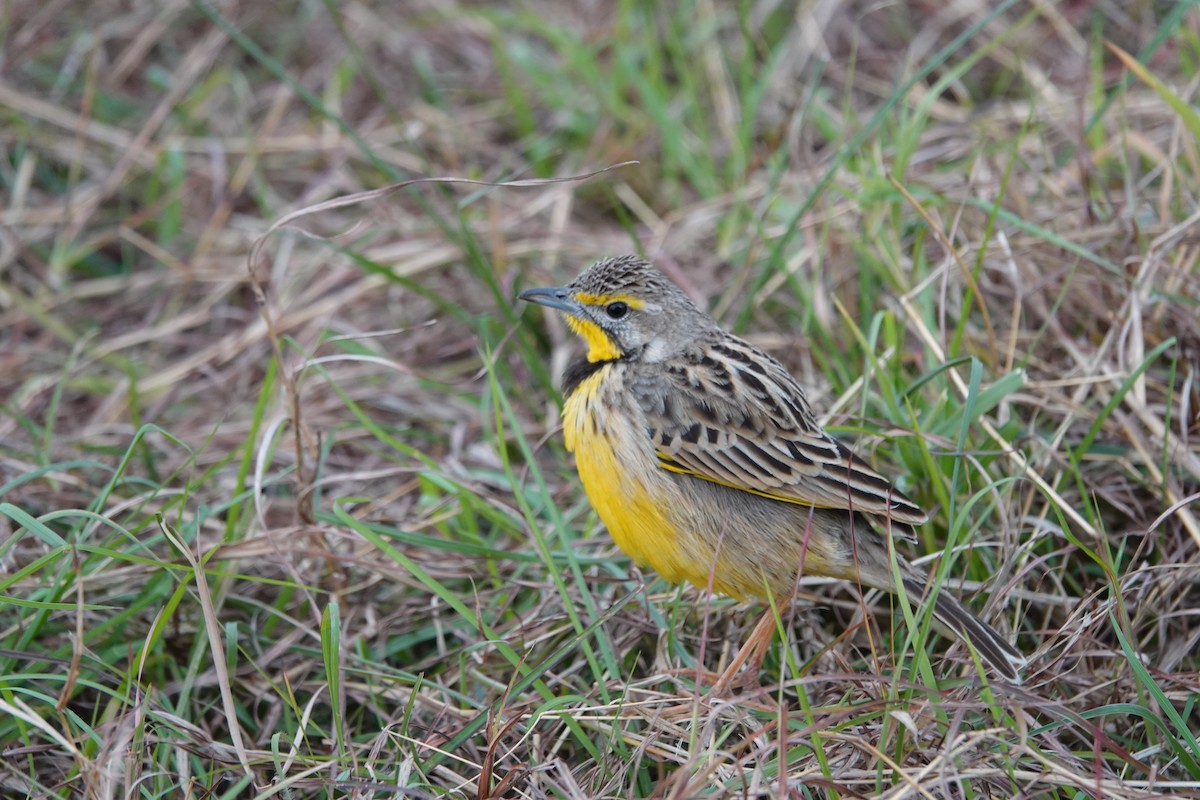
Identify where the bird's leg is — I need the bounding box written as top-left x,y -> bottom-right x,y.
710,607 -> 777,695
708,514 -> 812,695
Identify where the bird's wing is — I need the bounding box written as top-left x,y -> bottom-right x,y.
634,335 -> 929,526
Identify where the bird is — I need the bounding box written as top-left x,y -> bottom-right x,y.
519,254 -> 1026,684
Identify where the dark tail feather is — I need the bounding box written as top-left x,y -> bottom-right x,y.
902,577 -> 1026,683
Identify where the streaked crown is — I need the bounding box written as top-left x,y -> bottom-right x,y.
569,255 -> 689,304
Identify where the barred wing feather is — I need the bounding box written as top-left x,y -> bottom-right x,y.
634,335 -> 929,527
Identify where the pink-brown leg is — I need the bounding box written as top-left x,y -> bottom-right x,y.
711,608 -> 777,695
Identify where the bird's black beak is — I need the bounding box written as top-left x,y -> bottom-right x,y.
517,286 -> 583,316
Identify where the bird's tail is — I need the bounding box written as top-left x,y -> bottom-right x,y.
901,576 -> 1026,683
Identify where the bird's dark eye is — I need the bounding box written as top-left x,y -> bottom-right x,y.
605,301 -> 629,320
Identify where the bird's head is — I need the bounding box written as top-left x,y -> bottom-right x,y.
519,255 -> 704,363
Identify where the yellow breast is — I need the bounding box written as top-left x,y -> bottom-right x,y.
562,366 -> 724,589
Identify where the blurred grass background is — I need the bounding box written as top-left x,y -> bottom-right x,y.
2,1 -> 1199,797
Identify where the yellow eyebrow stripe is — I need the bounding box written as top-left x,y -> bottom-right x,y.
574,292 -> 646,309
